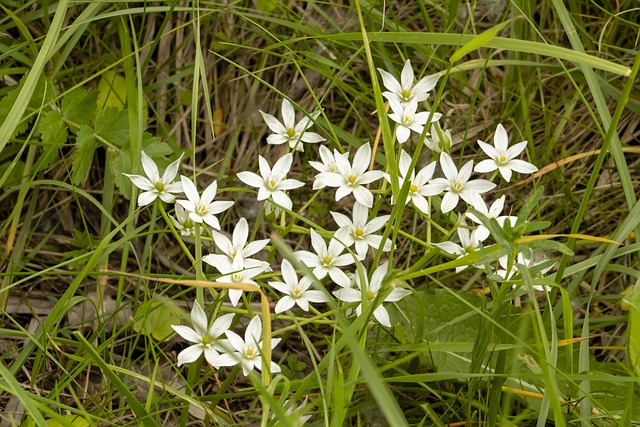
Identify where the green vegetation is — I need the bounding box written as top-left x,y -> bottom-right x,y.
1,1 -> 639,426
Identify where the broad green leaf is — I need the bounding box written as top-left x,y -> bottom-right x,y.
0,159 -> 25,188
449,21 -> 509,63
0,87 -> 29,136
61,88 -> 98,126
71,125 -> 96,186
96,70 -> 127,110
133,299 -> 181,341
24,415 -> 91,427
394,289 -> 489,373
110,148 -> 132,199
142,132 -> 173,158
624,283 -> 640,377
35,110 -> 67,172
256,0 -> 277,12
95,106 -> 129,147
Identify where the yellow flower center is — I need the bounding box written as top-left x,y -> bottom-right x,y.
409,184 -> 418,193
465,246 -> 476,254
195,204 -> 207,216
401,89 -> 411,101
286,128 -> 296,138
498,154 -> 508,165
293,288 -> 301,297
155,181 -> 165,192
267,179 -> 278,191
355,229 -> 364,238
322,256 -> 332,266
202,336 -> 211,345
347,175 -> 357,185
367,290 -> 375,301
452,182 -> 463,193
232,273 -> 242,282
246,347 -> 254,357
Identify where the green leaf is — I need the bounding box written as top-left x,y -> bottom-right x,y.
95,106 -> 129,147
61,88 -> 98,126
526,239 -> 574,256
133,299 -> 181,341
35,110 -> 67,172
110,148 -> 132,199
449,21 -> 509,63
0,160 -> 25,188
96,70 -> 127,110
142,132 -> 172,157
394,289 -> 490,374
624,283 -> 640,377
71,125 -> 96,186
24,415 -> 91,427
0,87 -> 29,136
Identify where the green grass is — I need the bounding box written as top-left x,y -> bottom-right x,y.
1,1 -> 639,426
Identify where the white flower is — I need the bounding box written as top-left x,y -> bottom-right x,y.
315,142 -> 385,208
388,98 -> 441,144
269,259 -> 328,313
237,153 -> 304,211
474,124 -> 538,182
377,59 -> 440,106
497,252 -> 554,290
273,398 -> 312,427
466,196 -> 518,241
213,257 -> 268,307
333,262 -> 410,328
171,302 -> 234,367
203,217 -> 270,271
176,176 -> 234,230
294,228 -> 354,284
424,123 -> 452,153
169,204 -> 195,237
308,146 -> 349,190
260,99 -> 325,152
217,315 -> 281,376
393,150 -> 439,215
330,202 -> 392,260
434,226 -> 484,272
124,151 -> 184,206
423,153 -> 496,213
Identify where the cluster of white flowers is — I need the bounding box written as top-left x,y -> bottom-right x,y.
123,59 -> 547,412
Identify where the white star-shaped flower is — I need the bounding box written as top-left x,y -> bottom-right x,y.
177,176 -> 234,230
434,226 -> 484,272
330,202 -> 392,260
212,257 -> 268,307
169,204 -> 195,237
315,143 -> 385,208
308,146 -> 349,190
294,228 -> 354,284
203,217 -> 270,272
269,259 -> 328,313
171,302 -> 234,367
474,124 -> 538,182
424,123 -> 453,153
388,98 -> 441,144
497,252 -> 554,290
377,59 -> 441,106
392,150 -> 439,215
217,315 -> 281,376
260,99 -> 325,152
124,151 -> 184,206
333,262 -> 410,328
237,153 -> 304,211
465,196 -> 518,242
423,153 -> 496,213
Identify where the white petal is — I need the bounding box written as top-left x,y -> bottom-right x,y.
176,345 -> 203,366
180,176 -> 200,204
237,171 -> 264,188
373,305 -> 391,328
493,124 -> 509,153
140,151 -> 160,182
